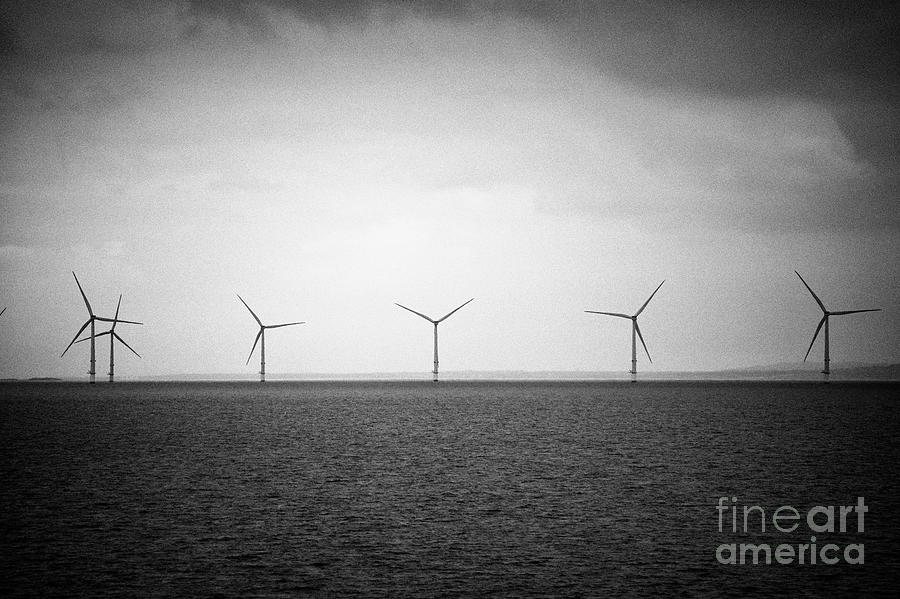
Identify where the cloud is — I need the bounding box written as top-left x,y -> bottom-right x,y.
554,2 -> 900,169
0,244 -> 38,265
0,19 -> 20,56
1,0 -> 897,240
526,92 -> 898,231
233,1 -> 900,167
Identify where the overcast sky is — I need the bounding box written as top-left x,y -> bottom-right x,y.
1,1 -> 898,379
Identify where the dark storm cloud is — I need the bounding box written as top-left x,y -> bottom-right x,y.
2,0 -> 897,232
0,19 -> 20,56
189,0 -> 899,95
186,0 -> 899,165
548,1 -> 900,167
8,1 -> 900,103
190,0 -> 495,24
8,2 -> 900,125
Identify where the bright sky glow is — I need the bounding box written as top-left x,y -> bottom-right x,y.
1,1 -> 898,378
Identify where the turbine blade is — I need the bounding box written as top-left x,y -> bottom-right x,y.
395,303 -> 435,323
96,317 -> 142,325
584,311 -> 632,319
635,280 -> 665,316
75,331 -> 112,343
803,315 -> 827,362
795,271 -> 827,313
437,298 -> 475,323
237,294 -> 263,326
267,322 -> 305,329
0,307 -> 6,317
246,329 -> 262,364
113,332 -> 141,358
72,272 -> 93,316
634,321 -> 652,363
111,295 -> 122,331
831,309 -> 881,316
61,319 -> 91,357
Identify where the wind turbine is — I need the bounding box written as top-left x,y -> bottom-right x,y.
395,298 -> 474,382
74,294 -> 141,382
238,294 -> 304,382
795,271 -> 881,381
585,281 -> 665,382
61,272 -> 141,383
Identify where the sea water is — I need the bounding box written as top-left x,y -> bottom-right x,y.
1,381 -> 898,597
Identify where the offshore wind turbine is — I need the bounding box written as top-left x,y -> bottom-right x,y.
795,271 -> 881,381
585,281 -> 665,382
395,298 -> 474,382
61,272 -> 141,383
74,294 -> 141,382
238,295 -> 304,382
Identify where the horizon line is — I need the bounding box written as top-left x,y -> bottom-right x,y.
5,363 -> 899,383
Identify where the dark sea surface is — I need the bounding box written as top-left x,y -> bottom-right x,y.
1,381 -> 899,597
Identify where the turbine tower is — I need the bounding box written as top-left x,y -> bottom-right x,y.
795,271 -> 881,382
238,294 -> 304,382
61,272 -> 141,383
585,281 -> 665,382
75,294 -> 141,382
395,298 -> 474,382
